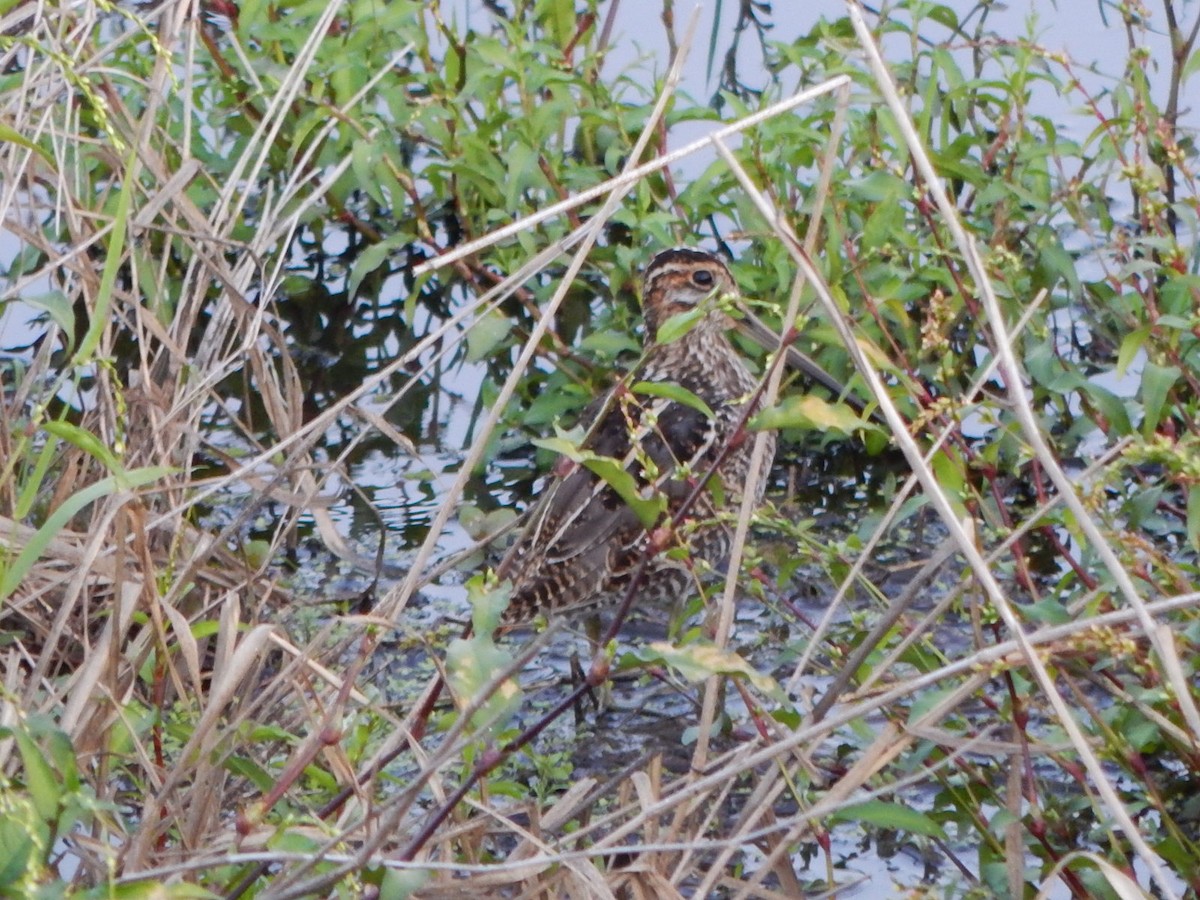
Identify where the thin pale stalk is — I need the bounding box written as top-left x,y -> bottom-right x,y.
566,588 -> 1200,858
691,79 -> 852,772
410,76 -> 853,280
848,4 -> 1189,894
785,285 -> 1051,698
374,12 -> 702,626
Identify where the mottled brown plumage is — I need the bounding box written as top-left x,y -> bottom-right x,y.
497,248 -> 775,625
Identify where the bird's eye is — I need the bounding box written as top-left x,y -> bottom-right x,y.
692,269 -> 715,288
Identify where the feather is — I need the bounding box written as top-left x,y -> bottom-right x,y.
496,249 -> 775,625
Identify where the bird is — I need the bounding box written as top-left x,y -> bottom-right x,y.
495,247 -> 777,627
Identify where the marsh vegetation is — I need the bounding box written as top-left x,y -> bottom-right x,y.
2,0 -> 1199,896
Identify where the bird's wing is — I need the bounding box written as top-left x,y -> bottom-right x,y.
499,386 -> 717,614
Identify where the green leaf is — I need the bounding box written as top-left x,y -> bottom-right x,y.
0,811 -> 39,888
347,233 -> 408,299
632,381 -> 714,420
1183,45 -> 1200,83
0,122 -> 54,166
1188,485 -> 1200,550
504,142 -> 539,211
466,311 -> 511,363
533,434 -> 666,529
537,0 -> 574,47
580,456 -> 664,529
445,608 -> 521,736
924,4 -> 959,31
861,200 -> 906,251
579,330 -> 640,358
931,150 -> 985,187
241,539 -> 272,569
908,678 -> 981,728
21,290 -> 74,347
1022,597 -> 1071,625
0,466 -> 169,602
655,306 -> 707,345
459,505 -> 518,542
1140,362 -> 1180,438
930,448 -> 969,520
15,437 -> 57,520
1037,242 -> 1081,295
378,866 -> 431,900
43,420 -> 123,474
270,828 -> 321,854
846,170 -> 907,203
465,574 -> 513,636
72,147 -> 135,367
1116,326 -> 1151,375
15,729 -> 60,822
1154,315 -> 1192,330
831,800 -> 946,839
351,138 -> 385,207
224,755 -> 277,792
752,394 -> 866,436
1079,382 -> 1132,436
622,641 -> 786,701
524,383 -> 588,426
1126,485 -> 1164,529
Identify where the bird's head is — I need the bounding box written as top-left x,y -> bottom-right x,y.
641,247 -> 738,341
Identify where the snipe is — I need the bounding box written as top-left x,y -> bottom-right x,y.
496,248 -> 776,626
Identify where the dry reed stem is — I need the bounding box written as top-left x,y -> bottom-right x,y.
374,11 -> 700,628
844,3 -> 1185,895
351,27 -> 1196,890
261,19 -> 876,895
524,586 -> 1200,884
0,0 -> 396,877
246,18 -> 712,897
252,32 -> 718,892
691,79 -> 853,771
297,69 -> 867,897
408,77 -> 853,281
146,679 -> 1007,888
785,286 -> 1051,702
84,578 -> 1200,888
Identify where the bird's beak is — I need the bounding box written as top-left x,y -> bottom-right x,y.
733,305 -> 878,420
